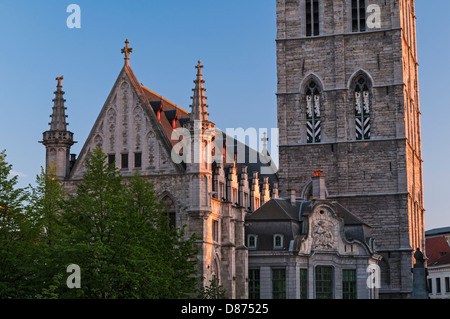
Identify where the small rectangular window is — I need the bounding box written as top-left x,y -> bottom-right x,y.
300,269 -> 308,299
249,269 -> 261,299
437,278 -> 441,294
167,212 -> 176,229
342,269 -> 357,299
212,220 -> 219,242
274,234 -> 283,249
272,269 -> 286,299
134,152 -> 142,168
248,235 -> 257,249
352,0 -> 366,32
121,153 -> 128,169
315,266 -> 334,299
306,0 -> 319,36
313,0 -> 319,36
108,154 -> 116,165
446,277 -> 450,293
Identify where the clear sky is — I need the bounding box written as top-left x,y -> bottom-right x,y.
0,1 -> 447,231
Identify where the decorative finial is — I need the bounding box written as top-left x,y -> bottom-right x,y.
121,39 -> 133,64
190,60 -> 209,122
56,75 -> 64,87
196,60 -> 203,74
261,131 -> 269,153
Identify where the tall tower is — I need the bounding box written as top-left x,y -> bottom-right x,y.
276,0 -> 424,298
41,76 -> 75,179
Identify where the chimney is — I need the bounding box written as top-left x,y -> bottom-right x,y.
262,177 -> 270,204
312,170 -> 326,200
289,189 -> 296,206
272,182 -> 279,199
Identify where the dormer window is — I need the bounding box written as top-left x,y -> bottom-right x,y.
247,235 -> 258,249
274,234 -> 284,249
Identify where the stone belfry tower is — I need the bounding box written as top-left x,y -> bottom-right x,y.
276,0 -> 424,298
41,76 -> 75,179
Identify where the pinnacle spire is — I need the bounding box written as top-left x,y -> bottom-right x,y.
49,75 -> 69,131
190,60 -> 209,122
41,76 -> 75,179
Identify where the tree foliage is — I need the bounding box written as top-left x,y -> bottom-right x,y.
0,148 -> 201,299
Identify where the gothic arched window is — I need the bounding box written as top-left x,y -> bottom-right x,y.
354,76 -> 371,140
306,80 -> 321,143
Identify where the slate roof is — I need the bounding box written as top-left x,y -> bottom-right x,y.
246,197 -> 372,251
425,227 -> 450,237
246,198 -> 303,221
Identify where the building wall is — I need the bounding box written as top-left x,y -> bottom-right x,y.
428,266 -> 450,299
276,0 -> 424,298
248,253 -> 378,299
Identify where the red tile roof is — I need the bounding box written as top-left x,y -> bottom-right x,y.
426,236 -> 450,266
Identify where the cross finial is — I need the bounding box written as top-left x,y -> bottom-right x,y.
195,60 -> 203,74
56,75 -> 64,87
121,39 -> 133,64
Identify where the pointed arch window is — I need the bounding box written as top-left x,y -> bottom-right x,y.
306,80 -> 321,143
354,76 -> 371,140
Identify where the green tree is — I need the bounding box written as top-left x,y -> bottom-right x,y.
55,147 -> 200,298
198,278 -> 227,299
0,150 -> 39,298
25,166 -> 68,298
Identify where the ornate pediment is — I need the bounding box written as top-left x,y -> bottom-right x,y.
310,206 -> 338,251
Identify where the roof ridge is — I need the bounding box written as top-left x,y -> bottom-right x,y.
274,198 -> 299,221
140,84 -> 190,115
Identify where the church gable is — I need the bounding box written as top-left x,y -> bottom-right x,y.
69,65 -> 183,180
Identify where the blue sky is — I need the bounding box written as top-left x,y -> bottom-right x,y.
0,1 -> 447,231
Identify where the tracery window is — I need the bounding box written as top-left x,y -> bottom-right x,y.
354,76 -> 371,141
306,80 -> 321,143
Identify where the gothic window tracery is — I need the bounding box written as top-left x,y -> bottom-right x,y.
354,76 -> 371,140
306,80 -> 321,143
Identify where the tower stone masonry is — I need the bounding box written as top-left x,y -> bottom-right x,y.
275,0 -> 424,298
